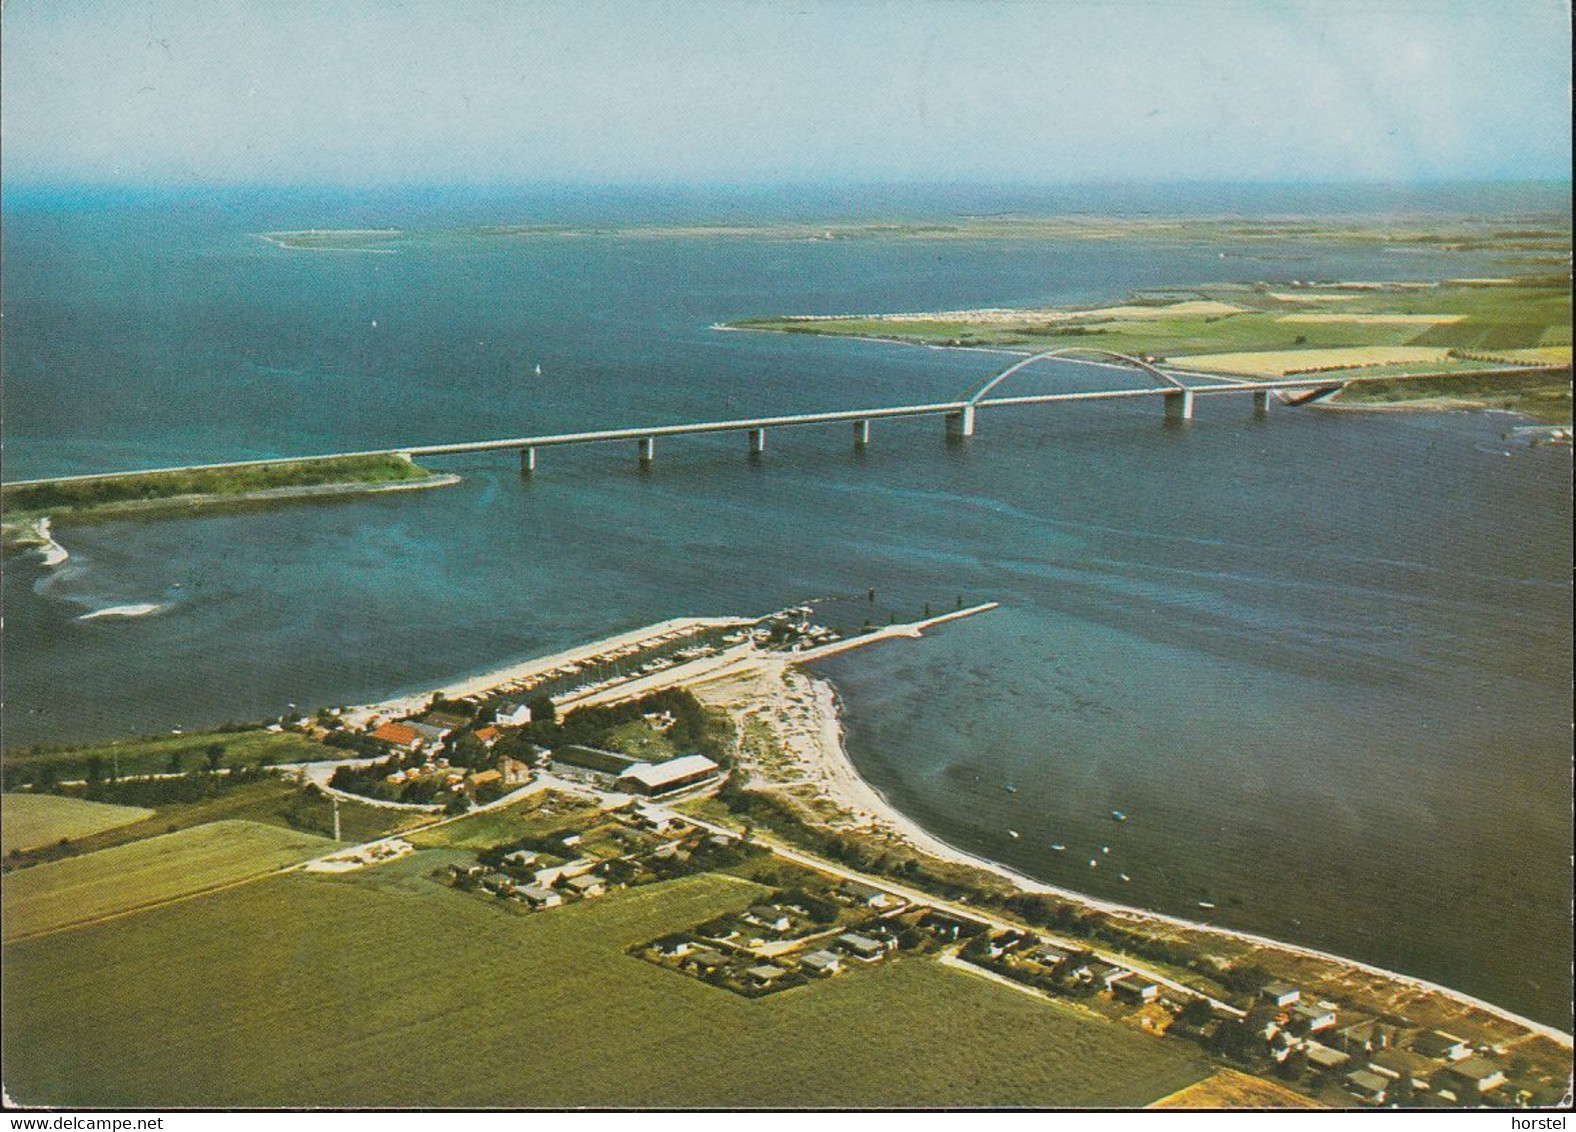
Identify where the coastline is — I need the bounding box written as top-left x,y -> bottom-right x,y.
688,651 -> 1575,1049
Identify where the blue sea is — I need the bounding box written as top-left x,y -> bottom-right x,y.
2,182 -> 1570,1027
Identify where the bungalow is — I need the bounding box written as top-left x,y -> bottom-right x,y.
1088,962 -> 1132,990
837,932 -> 889,962
1290,1000 -> 1338,1033
1411,1030 -> 1473,1062
494,701 -> 531,726
473,725 -> 502,747
744,905 -> 793,933
1305,1042 -> 1352,1072
1370,1050 -> 1436,1092
1441,1056 -> 1507,1096
653,937 -> 695,958
1109,973 -> 1162,1004
746,964 -> 787,988
1337,1018 -> 1395,1054
1345,1069 -> 1390,1105
481,872 -> 515,895
920,911 -> 976,941
369,721 -> 423,750
565,874 -> 606,898
840,880 -> 901,910
685,948 -> 729,973
422,711 -> 471,732
448,862 -> 487,881
502,849 -> 539,869
1260,981 -> 1301,1008
800,949 -> 842,977
1031,945 -> 1070,968
517,884 -> 562,909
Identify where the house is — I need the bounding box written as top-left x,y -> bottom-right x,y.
494,701 -> 531,726
685,948 -> 729,973
746,964 -> 787,988
653,937 -> 695,958
481,872 -> 515,894
1305,1042 -> 1352,1072
498,755 -> 532,785
1411,1030 -> 1473,1062
1290,1000 -> 1338,1033
1370,1049 -> 1436,1092
422,711 -> 471,732
837,932 -> 888,962
800,949 -> 842,977
1260,981 -> 1301,1007
565,874 -> 605,898
616,754 -> 721,796
473,725 -> 501,747
448,862 -> 487,881
1088,962 -> 1132,990
408,721 -> 451,746
467,769 -> 502,790
369,721 -> 423,750
556,745 -> 642,776
1031,945 -> 1070,968
517,884 -> 562,909
502,849 -> 539,869
1337,1018 -> 1395,1054
1441,1056 -> 1507,1096
840,880 -> 901,910
1345,1069 -> 1390,1105
744,905 -> 793,933
1109,973 -> 1161,1004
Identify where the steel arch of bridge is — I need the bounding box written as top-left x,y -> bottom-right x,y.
963,347 -> 1186,404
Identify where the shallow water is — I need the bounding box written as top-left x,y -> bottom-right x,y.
2,184 -> 1570,1025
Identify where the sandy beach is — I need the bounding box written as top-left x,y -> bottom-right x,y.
688,642 -> 1575,1049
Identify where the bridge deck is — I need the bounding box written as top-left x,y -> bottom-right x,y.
2,366 -> 1559,487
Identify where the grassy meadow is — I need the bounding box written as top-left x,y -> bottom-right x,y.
1,794 -> 154,855
3,861 -> 1210,1107
2,727 -> 342,784
1,820 -> 332,943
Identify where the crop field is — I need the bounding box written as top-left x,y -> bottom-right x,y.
2,864 -> 1211,1107
2,727 -> 342,783
1150,1069 -> 1324,1109
407,791 -> 600,850
1,820 -> 332,943
0,794 -> 153,854
1178,346 -> 1455,377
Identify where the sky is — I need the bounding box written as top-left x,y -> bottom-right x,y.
2,0 -> 1570,187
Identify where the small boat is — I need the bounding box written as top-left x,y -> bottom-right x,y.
1120,873 -> 1132,882
534,363 -> 543,376
1088,859 -> 1098,868
1050,843 -> 1066,852
1004,784 -> 1017,794
1101,846 -> 1110,854
1007,829 -> 1021,839
1111,810 -> 1127,822
1197,901 -> 1216,910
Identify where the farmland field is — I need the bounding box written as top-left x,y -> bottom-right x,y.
0,794 -> 153,854
1,820 -> 332,942
2,863 -> 1211,1107
406,791 -> 601,850
1,728 -> 344,783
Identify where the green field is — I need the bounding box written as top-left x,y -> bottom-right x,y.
1,820 -> 333,943
1,453 -> 440,522
1,794 -> 153,854
2,862 -> 1210,1107
407,792 -> 600,850
2,728 -> 343,783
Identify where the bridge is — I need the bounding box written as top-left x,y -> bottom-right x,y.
5,349 -> 1555,486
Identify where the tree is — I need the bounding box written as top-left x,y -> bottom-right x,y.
528,694 -> 557,724
85,755 -> 104,786
1177,997 -> 1215,1028
444,792 -> 470,816
204,743 -> 226,773
167,750 -> 185,775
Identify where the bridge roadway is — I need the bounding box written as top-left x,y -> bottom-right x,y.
4,363 -> 1556,487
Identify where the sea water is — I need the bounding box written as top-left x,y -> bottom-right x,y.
2,183 -> 1570,1025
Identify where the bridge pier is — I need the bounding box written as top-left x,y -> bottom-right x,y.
748,427 -> 766,457
946,405 -> 976,439
1252,389 -> 1270,416
638,436 -> 655,466
1163,389 -> 1195,422
853,418 -> 869,448
520,446 -> 536,475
